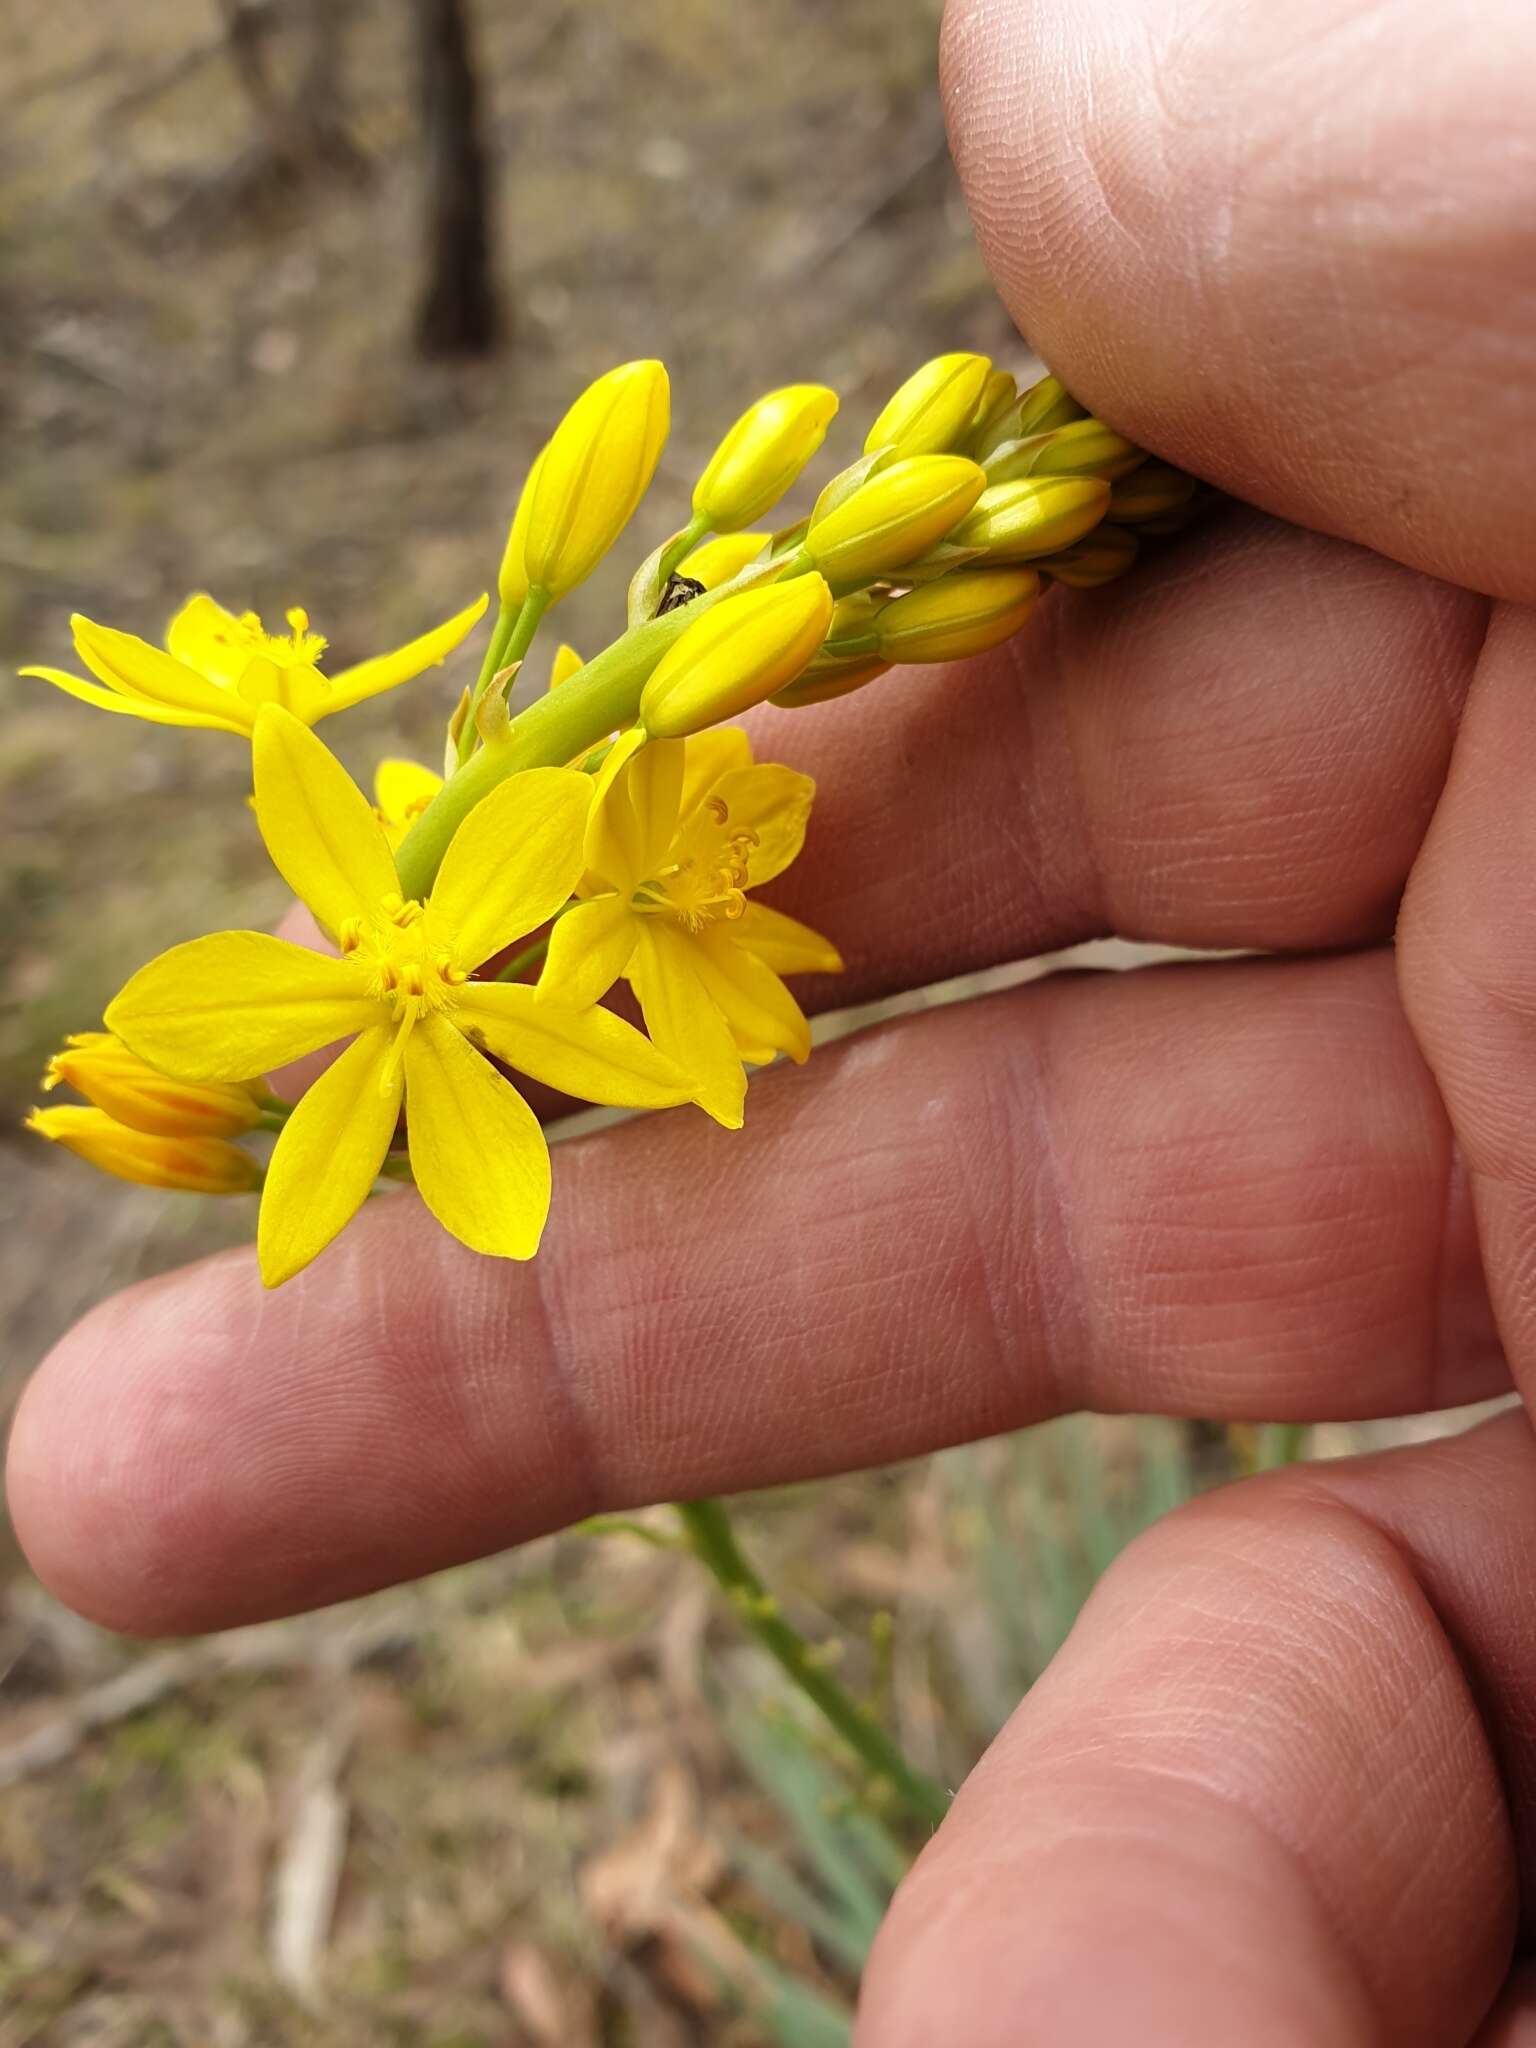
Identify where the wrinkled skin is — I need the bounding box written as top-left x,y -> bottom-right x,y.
11,1 -> 1536,2038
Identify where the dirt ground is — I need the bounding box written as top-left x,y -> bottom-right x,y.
0,5 -> 1469,2044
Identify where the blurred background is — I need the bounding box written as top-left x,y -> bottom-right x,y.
0,5 -> 1485,2044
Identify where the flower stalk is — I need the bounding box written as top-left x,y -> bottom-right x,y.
676,1497 -> 949,1828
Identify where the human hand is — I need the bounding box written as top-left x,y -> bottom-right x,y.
11,0 -> 1536,2038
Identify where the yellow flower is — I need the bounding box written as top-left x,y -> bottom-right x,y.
864,353 -> 992,460
677,533 -> 770,589
770,654 -> 891,709
638,575 -> 834,739
27,1105 -> 262,1195
22,593 -> 489,737
1037,528 -> 1140,588
870,568 -> 1041,663
498,446 -> 546,610
692,385 -> 838,531
521,361 -> 670,603
986,418 -> 1143,484
949,477 -> 1111,561
802,455 -> 985,586
106,707 -> 691,1285
42,1030 -> 264,1137
547,642 -> 584,690
373,757 -> 444,849
540,728 -> 841,1129
967,368 -> 1017,451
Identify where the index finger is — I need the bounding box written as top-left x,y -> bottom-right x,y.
7,947 -> 1504,1635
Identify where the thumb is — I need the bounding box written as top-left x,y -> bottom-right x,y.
942,0 -> 1536,601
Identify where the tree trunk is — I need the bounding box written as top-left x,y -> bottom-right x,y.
411,0 -> 502,358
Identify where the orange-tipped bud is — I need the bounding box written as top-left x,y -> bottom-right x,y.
43,1031 -> 264,1138
28,1104 -> 262,1193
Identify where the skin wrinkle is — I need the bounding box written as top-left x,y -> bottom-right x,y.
861,1454 -> 1517,2046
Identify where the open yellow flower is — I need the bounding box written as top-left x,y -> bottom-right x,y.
22,592 -> 489,737
106,706 -> 691,1285
372,757 -> 444,849
539,729 -> 841,1129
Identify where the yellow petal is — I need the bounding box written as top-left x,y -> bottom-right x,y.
373,757 -> 444,825
45,1034 -> 263,1137
404,1013 -> 551,1260
252,706 -> 400,939
235,653 -> 330,716
18,665 -> 242,731
258,1024 -> 402,1287
455,982 -> 690,1108
690,925 -> 811,1063
625,738 -> 686,877
537,895 -> 638,1009
547,642 -> 584,691
677,533 -> 769,589
106,931 -> 376,1081
427,766 -> 590,971
164,594 -> 254,688
629,925 -> 745,1129
321,595 -> 490,714
733,901 -> 843,976
678,726 -> 754,814
673,764 -> 814,889
27,1105 -> 261,1194
72,616 -> 252,726
583,727 -> 647,884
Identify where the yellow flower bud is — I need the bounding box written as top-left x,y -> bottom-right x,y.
1038,527 -> 1140,588
27,1104 -> 262,1194
1107,461 -> 1199,524
949,477 -> 1111,562
693,385 -> 838,531
871,568 -> 1041,664
522,361 -> 670,602
967,368 -> 1017,449
802,455 -> 985,586
988,418 -> 1143,484
43,1031 -> 264,1138
678,532 -> 771,589
975,374 -> 1085,461
639,574 -> 834,738
864,353 -> 992,459
771,654 -> 892,709
547,642 -> 583,690
497,447 -> 545,609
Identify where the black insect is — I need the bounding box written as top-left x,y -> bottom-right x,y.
655,573 -> 706,616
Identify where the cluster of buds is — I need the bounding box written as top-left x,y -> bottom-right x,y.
24,351 -> 1199,1285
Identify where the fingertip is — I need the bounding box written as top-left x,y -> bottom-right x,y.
940,0 -> 1536,600
6,1256 -> 257,1636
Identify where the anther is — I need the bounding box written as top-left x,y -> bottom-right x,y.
705,795 -> 729,825
337,916 -> 364,954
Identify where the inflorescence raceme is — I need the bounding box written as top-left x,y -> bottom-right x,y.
24,353 -> 1204,1287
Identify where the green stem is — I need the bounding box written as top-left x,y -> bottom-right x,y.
394,555 -> 796,901
459,588 -> 551,765
495,934 -> 550,983
656,509 -> 711,586
676,1498 -> 949,1828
